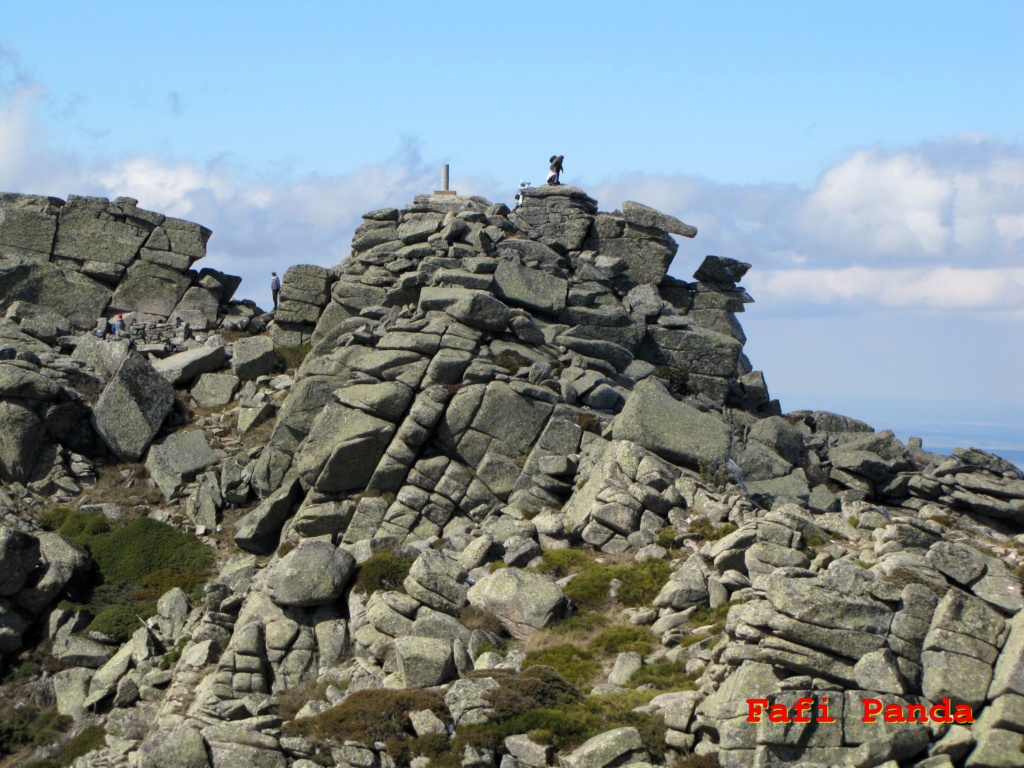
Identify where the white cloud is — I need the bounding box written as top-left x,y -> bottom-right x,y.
797,142 -> 1024,264
746,266 -> 1024,313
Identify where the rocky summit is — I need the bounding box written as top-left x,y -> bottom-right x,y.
0,185 -> 1022,768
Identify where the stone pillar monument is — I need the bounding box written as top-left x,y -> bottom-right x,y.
434,164 -> 456,197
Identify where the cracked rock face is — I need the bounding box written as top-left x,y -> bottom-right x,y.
0,187 -> 1022,768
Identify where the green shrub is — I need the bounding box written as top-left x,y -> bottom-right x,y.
19,724 -> 105,767
672,755 -> 722,768
38,506 -> 74,532
656,527 -> 679,548
550,610 -> 610,640
45,514 -> 214,643
0,707 -> 71,756
522,645 -> 599,687
88,517 -> 213,586
654,365 -> 688,397
628,659 -> 697,691
589,625 -> 655,657
698,459 -> 732,490
58,725 -> 106,764
617,559 -> 672,606
285,688 -> 446,746
532,549 -> 593,578
87,603 -> 139,642
534,551 -> 672,613
454,688 -> 665,760
688,600 -> 739,633
563,568 -> 616,612
55,509 -> 111,543
486,665 -> 583,720
353,550 -> 414,596
687,517 -> 737,541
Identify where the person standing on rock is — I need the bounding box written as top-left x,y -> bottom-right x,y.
547,155 -> 564,185
271,272 -> 281,310
515,179 -> 531,207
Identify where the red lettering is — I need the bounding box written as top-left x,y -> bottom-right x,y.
862,698 -> 882,722
905,704 -> 926,722
884,704 -> 906,722
768,704 -> 791,723
930,698 -> 952,723
746,699 -> 769,722
792,697 -> 814,723
817,697 -> 836,723
952,704 -> 975,724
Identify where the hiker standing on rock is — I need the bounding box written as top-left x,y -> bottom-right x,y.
547,155 -> 564,185
271,272 -> 281,310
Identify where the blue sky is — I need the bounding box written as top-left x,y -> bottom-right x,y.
2,1 -> 1023,429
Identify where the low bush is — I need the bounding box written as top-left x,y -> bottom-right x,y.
38,509 -> 214,642
0,706 -> 71,757
617,559 -> 672,605
589,625 -> 655,657
89,517 -> 213,585
670,754 -> 722,768
455,685 -> 665,761
533,551 -> 671,612
55,724 -> 106,765
353,550 -> 414,596
688,600 -> 739,634
687,517 -> 737,541
522,645 -> 599,688
549,610 -> 610,640
531,549 -> 592,578
628,659 -> 697,691
698,459 -> 733,491
285,687 -> 446,747
654,365 -> 688,397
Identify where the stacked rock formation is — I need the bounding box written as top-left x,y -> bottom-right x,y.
0,186 -> 1021,768
0,193 -> 253,332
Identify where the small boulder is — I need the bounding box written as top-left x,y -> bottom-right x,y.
191,372 -> 240,409
136,724 -> 211,768
145,430 -> 225,500
693,255 -> 751,285
0,527 -> 41,596
560,727 -> 649,768
467,568 -> 568,639
152,343 -> 229,386
232,335 -> 277,380
264,540 -> 356,607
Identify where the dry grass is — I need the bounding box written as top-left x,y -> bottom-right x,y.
90,463 -> 164,507
240,416 -> 276,450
